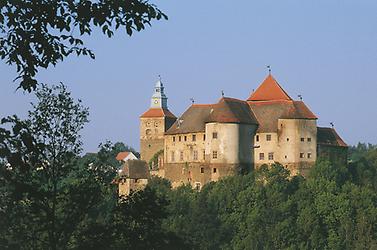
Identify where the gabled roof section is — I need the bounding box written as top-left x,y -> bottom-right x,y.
206,97 -> 259,125
248,100 -> 317,132
317,127 -> 348,147
120,160 -> 150,179
165,104 -> 213,135
166,98 -> 259,135
247,74 -> 292,102
140,108 -> 176,119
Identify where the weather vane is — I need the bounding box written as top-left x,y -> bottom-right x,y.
221,90 -> 225,97
330,122 -> 334,128
298,94 -> 302,101
267,65 -> 271,75
190,98 -> 195,104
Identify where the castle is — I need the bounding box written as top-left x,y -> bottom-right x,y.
139,74 -> 348,189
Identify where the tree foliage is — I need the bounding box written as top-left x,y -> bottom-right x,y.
148,157 -> 377,250
0,0 -> 167,91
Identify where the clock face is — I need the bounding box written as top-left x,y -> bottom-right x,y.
154,100 -> 159,104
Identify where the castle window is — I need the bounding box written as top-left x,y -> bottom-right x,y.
256,135 -> 259,142
300,137 -> 305,142
286,138 -> 289,142
203,134 -> 206,141
179,136 -> 182,142
212,151 -> 218,159
193,151 -> 198,160
192,134 -> 196,141
213,132 -> 218,139
203,150 -> 206,160
184,136 -> 187,141
180,151 -> 184,161
259,153 -> 264,160
148,144 -> 151,148
213,168 -> 217,173
307,137 -> 312,142
285,155 -> 287,159
266,134 -> 271,141
300,153 -> 304,158
307,153 -> 312,158
146,129 -> 151,135
171,151 -> 175,162
195,182 -> 201,191
173,136 -> 175,142
268,152 -> 274,160
200,167 -> 204,173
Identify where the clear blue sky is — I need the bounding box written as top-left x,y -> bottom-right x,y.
1,0 -> 377,153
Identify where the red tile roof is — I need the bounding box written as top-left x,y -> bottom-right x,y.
247,74 -> 292,101
165,98 -> 259,135
207,97 -> 259,125
317,127 -> 347,147
165,104 -> 214,135
140,108 -> 176,118
248,100 -> 317,132
116,151 -> 130,161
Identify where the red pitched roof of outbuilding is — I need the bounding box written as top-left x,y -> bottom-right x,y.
116,151 -> 130,161
140,108 -> 176,119
247,74 -> 292,101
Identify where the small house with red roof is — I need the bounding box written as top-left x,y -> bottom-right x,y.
115,151 -> 138,162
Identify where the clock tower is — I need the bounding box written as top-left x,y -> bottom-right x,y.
140,77 -> 176,163
150,76 -> 168,108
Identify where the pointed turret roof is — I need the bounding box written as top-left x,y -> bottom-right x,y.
247,74 -> 292,102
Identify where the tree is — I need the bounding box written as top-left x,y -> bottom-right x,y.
0,83 -> 101,249
0,0 -> 167,91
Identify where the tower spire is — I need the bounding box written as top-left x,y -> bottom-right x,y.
151,75 -> 168,108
